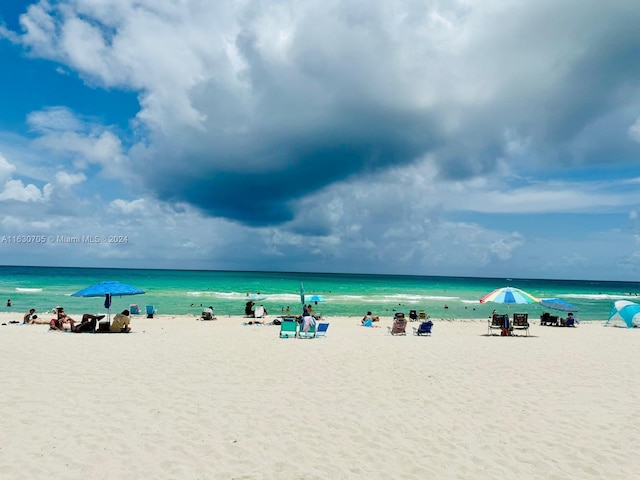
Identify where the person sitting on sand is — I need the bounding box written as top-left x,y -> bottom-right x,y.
561,312 -> 578,327
24,308 -> 36,324
111,309 -> 131,333
361,311 -> 380,325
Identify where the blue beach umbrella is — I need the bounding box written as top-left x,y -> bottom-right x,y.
307,295 -> 325,303
540,298 -> 579,312
71,281 -> 145,321
71,281 -> 145,298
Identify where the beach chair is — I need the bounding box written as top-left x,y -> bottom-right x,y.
488,314 -> 507,335
546,315 -> 559,326
409,310 -> 418,322
129,304 -> 140,315
418,310 -> 427,321
200,309 -> 216,321
254,305 -> 265,318
413,320 -> 433,336
279,320 -> 298,338
315,323 -> 329,337
146,305 -> 156,318
511,313 -> 529,336
388,313 -> 407,335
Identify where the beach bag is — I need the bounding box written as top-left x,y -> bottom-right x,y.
273,318 -> 282,325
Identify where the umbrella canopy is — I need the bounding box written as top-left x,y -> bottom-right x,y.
480,286 -> 539,305
607,300 -> 640,328
307,295 -> 325,303
71,281 -> 145,298
540,298 -> 579,312
71,281 -> 145,321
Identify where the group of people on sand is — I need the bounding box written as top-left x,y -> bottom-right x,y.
245,304 -> 318,330
22,306 -> 131,333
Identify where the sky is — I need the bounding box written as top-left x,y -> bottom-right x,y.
1,0 -> 640,281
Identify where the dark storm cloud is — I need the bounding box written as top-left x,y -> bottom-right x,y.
10,0 -> 640,227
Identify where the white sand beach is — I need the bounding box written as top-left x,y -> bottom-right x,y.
0,312 -> 638,479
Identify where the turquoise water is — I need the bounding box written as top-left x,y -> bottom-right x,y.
1,265 -> 639,321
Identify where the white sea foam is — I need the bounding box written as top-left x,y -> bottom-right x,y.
565,293 -> 636,300
15,287 -> 42,292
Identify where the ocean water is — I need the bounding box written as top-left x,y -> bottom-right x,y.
1,265 -> 639,321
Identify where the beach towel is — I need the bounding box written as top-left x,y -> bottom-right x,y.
302,314 -> 316,332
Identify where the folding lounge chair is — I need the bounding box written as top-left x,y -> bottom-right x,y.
488,314 -> 507,335
511,313 -> 529,336
413,320 -> 433,336
315,323 -> 329,337
418,310 -> 427,321
254,305 -> 265,318
388,313 -> 407,335
146,305 -> 156,318
409,310 -> 418,322
540,312 -> 558,326
200,309 -> 216,321
279,320 -> 298,338
129,304 -> 140,315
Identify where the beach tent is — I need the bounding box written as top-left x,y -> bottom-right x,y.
606,300 -> 640,328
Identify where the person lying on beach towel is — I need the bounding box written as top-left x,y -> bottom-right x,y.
50,312 -> 105,332
71,315 -> 101,333
27,314 -> 48,325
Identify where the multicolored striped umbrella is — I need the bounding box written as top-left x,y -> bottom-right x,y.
479,286 -> 540,305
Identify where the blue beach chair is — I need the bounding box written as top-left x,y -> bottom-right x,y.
315,323 -> 329,337
413,320 -> 433,336
146,305 -> 156,318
